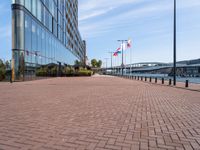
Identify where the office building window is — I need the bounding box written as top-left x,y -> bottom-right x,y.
37,0 -> 42,22
32,0 -> 37,17
25,0 -> 31,12
25,14 -> 32,63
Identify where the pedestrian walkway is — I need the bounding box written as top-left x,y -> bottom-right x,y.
0,77 -> 200,150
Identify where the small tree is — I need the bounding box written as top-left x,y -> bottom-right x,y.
97,60 -> 102,68
74,60 -> 81,66
5,61 -> 10,69
91,59 -> 98,68
0,59 -> 6,81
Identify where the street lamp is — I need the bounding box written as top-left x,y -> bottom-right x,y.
173,0 -> 177,86
117,40 -> 128,76
108,51 -> 114,74
104,58 -> 109,74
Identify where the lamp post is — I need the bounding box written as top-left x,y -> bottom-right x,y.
108,52 -> 114,74
117,40 -> 128,76
173,0 -> 177,86
104,58 -> 109,74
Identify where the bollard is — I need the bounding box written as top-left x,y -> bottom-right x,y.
169,79 -> 172,85
145,77 -> 147,81
150,77 -> 152,82
138,76 -> 139,80
185,80 -> 189,88
141,77 -> 143,81
162,78 -> 164,84
155,78 -> 157,83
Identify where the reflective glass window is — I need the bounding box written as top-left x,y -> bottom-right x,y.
32,0 -> 37,17
25,14 -> 32,63
37,0 -> 42,21
25,0 -> 31,12
31,20 -> 37,65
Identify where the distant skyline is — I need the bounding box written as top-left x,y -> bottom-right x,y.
0,0 -> 200,65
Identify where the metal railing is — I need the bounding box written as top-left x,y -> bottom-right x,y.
110,73 -> 191,88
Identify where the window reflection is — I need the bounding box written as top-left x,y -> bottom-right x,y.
12,0 -> 84,81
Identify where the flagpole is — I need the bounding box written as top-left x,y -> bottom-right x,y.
117,40 -> 128,76
130,41 -> 133,75
125,49 -> 127,75
108,52 -> 114,74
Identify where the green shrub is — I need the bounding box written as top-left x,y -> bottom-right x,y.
36,67 -> 48,77
63,67 -> 75,76
77,69 -> 93,76
0,60 -> 6,81
50,66 -> 57,77
36,66 -> 93,77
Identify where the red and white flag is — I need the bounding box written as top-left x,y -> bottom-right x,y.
127,38 -> 132,48
116,47 -> 121,51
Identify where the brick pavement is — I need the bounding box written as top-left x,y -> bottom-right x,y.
0,76 -> 200,150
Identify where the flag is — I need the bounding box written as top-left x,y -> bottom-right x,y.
113,51 -> 121,57
116,47 -> 121,51
127,38 -> 132,48
113,52 -> 118,56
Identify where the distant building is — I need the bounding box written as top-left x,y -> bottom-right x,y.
12,0 -> 85,81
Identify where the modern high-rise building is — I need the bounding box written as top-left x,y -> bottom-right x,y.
11,0 -> 86,81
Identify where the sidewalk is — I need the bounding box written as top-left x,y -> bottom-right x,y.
0,77 -> 200,150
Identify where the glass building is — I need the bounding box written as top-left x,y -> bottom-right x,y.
11,0 -> 85,81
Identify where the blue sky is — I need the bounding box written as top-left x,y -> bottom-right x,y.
79,0 -> 200,65
0,0 -> 200,65
0,1 -> 11,62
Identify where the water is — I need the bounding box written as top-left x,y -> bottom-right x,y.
125,73 -> 200,84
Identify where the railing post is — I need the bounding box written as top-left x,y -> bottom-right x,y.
162,78 -> 164,84
155,78 -> 157,83
169,79 -> 172,85
185,80 -> 189,88
150,77 -> 152,82
145,77 -> 147,81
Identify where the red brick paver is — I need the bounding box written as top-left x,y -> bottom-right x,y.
0,77 -> 200,150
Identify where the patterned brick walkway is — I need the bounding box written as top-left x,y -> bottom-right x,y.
0,77 -> 200,150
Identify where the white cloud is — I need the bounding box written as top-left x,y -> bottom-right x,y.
79,0 -> 141,21
79,0 -> 140,11
79,1 -> 171,38
79,7 -> 114,21
79,0 -> 200,39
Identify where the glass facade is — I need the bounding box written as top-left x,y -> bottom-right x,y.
12,0 -> 85,81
